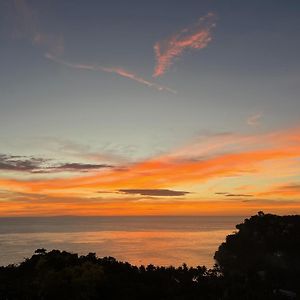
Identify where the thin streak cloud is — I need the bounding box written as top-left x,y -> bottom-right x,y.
118,189 -> 190,197
259,184 -> 300,197
45,53 -> 176,93
225,194 -> 254,197
153,13 -> 216,77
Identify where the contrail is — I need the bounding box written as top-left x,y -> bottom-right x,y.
45,53 -> 176,94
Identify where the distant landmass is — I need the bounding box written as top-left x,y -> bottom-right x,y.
1,212 -> 299,299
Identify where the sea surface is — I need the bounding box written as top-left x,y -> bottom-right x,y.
0,216 -> 245,267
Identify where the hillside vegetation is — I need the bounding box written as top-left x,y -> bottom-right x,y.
1,212 -> 299,299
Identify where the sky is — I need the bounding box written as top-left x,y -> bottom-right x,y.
0,0 -> 300,216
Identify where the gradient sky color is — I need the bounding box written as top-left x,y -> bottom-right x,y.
0,0 -> 300,216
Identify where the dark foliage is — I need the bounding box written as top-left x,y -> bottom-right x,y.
215,212 -> 300,299
0,212 -> 299,299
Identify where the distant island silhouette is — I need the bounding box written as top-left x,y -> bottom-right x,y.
0,212 -> 299,299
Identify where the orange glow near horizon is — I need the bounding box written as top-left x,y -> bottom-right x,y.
0,127 -> 300,216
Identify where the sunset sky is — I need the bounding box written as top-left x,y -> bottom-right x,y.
0,0 -> 300,216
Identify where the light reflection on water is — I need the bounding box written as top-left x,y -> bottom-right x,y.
0,216 -> 244,267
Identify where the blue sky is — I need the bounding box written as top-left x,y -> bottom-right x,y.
1,0 -> 299,160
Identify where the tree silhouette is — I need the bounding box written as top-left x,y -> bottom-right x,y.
214,212 -> 300,298
0,212 -> 299,299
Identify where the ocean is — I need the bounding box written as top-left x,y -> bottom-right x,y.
0,216 -> 244,267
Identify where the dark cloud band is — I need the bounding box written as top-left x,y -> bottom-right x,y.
0,154 -> 113,173
118,189 -> 190,197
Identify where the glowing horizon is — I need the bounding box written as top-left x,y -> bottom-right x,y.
1,126 -> 300,216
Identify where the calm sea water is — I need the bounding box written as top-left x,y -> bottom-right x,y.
0,216 -> 244,267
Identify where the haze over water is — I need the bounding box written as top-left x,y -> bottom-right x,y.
0,216 -> 243,267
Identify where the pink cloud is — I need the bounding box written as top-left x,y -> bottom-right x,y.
247,112 -> 263,127
45,53 -> 176,93
153,13 -> 216,77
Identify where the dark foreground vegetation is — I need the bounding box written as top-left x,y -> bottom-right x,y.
1,212 -> 300,299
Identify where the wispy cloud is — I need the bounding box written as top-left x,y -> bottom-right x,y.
0,154 -> 113,173
45,53 -> 176,93
247,112 -> 263,127
118,189 -> 190,197
0,154 -> 47,173
37,137 -> 128,165
153,13 -> 216,77
1,127 -> 300,215
215,192 -> 229,195
225,193 -> 253,197
101,66 -> 176,93
2,127 -> 300,193
215,192 -> 253,197
12,0 -> 64,55
11,2 -> 217,91
49,163 -> 113,173
259,184 -> 300,197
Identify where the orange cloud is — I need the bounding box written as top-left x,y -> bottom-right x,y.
1,127 -> 300,216
45,53 -> 176,93
1,128 -> 300,192
153,13 -> 216,77
258,184 -> 300,198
